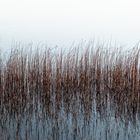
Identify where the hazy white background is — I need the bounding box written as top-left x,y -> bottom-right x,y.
0,0 -> 140,51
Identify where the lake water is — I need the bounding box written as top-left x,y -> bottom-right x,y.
0,88 -> 140,140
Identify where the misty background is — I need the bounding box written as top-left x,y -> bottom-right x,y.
0,0 -> 140,52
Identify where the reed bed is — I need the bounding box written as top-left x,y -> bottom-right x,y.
0,43 -> 140,139
0,44 -> 140,115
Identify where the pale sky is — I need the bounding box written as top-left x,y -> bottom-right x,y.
0,0 -> 140,50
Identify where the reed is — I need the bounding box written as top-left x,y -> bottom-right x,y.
0,43 -> 140,120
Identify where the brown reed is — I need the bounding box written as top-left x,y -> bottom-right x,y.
0,43 -> 140,119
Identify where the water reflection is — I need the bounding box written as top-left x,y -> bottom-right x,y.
0,89 -> 140,140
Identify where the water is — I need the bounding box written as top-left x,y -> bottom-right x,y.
0,89 -> 140,140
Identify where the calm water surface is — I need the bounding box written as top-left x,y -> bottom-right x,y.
0,89 -> 140,140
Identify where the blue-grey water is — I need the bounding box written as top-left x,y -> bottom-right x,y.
0,90 -> 140,140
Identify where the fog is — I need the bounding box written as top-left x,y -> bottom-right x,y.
0,0 -> 140,51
